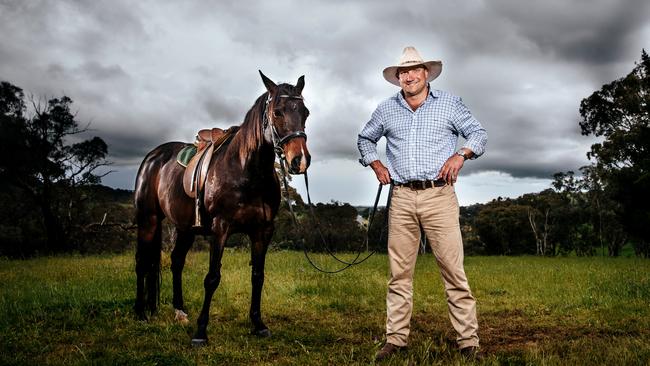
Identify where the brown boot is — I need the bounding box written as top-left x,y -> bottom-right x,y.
460,346 -> 483,360
375,342 -> 404,362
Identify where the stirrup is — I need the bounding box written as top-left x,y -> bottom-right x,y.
193,197 -> 202,228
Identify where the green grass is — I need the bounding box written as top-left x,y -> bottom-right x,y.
0,250 -> 649,365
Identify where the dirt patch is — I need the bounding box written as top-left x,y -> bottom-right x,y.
408,309 -> 647,355
480,310 -> 551,353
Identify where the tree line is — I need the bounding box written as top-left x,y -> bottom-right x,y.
0,81 -> 134,256
0,50 -> 648,258
465,50 -> 650,257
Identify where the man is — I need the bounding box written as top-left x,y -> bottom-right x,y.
357,46 -> 487,361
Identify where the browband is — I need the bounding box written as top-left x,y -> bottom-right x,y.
277,95 -> 303,100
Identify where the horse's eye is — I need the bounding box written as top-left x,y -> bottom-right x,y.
273,109 -> 283,118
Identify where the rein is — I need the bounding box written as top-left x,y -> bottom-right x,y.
278,159 -> 390,273
301,173 -> 390,273
264,91 -> 391,273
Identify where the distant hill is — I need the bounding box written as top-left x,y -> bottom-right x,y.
85,185 -> 133,203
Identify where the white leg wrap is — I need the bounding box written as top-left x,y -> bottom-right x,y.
175,309 -> 189,324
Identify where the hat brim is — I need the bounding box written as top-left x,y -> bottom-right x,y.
383,61 -> 442,86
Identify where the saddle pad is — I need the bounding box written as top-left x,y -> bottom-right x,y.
176,144 -> 197,168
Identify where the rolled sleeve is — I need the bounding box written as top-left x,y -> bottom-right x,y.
452,97 -> 487,159
357,108 -> 384,166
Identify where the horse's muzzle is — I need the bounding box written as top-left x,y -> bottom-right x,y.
284,138 -> 310,174
289,153 -> 311,174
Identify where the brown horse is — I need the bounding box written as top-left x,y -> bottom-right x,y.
133,71 -> 310,345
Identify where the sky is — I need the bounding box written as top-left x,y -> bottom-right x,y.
1,0 -> 648,206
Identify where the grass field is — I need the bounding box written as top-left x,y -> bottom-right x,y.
0,249 -> 648,365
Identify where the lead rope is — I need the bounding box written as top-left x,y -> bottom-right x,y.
276,154 -> 392,273
265,92 -> 390,273
304,172 -> 384,265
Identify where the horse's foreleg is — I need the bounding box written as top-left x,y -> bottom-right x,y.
191,226 -> 227,346
249,224 -> 273,337
171,229 -> 194,324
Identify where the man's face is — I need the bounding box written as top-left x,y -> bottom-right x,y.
397,66 -> 429,96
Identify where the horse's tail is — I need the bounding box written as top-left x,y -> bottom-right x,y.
135,224 -> 162,315
134,150 -> 163,318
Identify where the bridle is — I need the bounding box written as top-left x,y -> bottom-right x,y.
263,93 -> 308,159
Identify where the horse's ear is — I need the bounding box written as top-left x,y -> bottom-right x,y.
259,70 -> 277,94
295,75 -> 305,94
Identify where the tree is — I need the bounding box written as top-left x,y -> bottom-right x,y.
579,49 -> 650,252
521,189 -> 557,256
460,204 -> 485,255
365,207 -> 388,252
0,81 -> 110,252
578,165 -> 628,256
300,200 -> 365,252
548,172 -> 591,256
474,198 -> 536,255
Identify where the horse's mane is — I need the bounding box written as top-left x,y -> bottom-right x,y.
234,83 -> 299,167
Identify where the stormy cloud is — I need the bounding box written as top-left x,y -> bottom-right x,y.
1,0 -> 648,204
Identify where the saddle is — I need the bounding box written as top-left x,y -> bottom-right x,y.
196,128 -> 225,151
178,126 -> 238,227
181,127 -> 238,199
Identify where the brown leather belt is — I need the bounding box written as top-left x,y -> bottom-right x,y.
394,179 -> 447,190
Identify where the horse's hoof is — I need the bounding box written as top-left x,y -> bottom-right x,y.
191,338 -> 208,347
253,328 -> 272,337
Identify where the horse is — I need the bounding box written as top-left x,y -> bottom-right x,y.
133,71 -> 311,345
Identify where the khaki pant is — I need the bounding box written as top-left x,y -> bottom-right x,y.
385,184 -> 479,349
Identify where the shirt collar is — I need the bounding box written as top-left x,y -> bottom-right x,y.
429,87 -> 441,98
396,84 -> 438,110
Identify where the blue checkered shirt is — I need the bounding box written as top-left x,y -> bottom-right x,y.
357,87 -> 487,184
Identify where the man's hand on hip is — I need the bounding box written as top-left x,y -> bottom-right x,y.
437,155 -> 465,185
370,160 -> 391,185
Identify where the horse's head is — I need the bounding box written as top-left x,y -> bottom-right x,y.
259,71 -> 311,174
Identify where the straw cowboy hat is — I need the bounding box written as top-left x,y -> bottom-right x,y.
383,46 -> 442,86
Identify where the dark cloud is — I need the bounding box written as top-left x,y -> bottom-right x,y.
79,62 -> 129,81
488,0 -> 650,65
202,97 -> 247,126
46,63 -> 67,80
308,98 -> 371,160
104,133 -> 168,164
72,107 -> 176,163
1,0 -> 648,199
